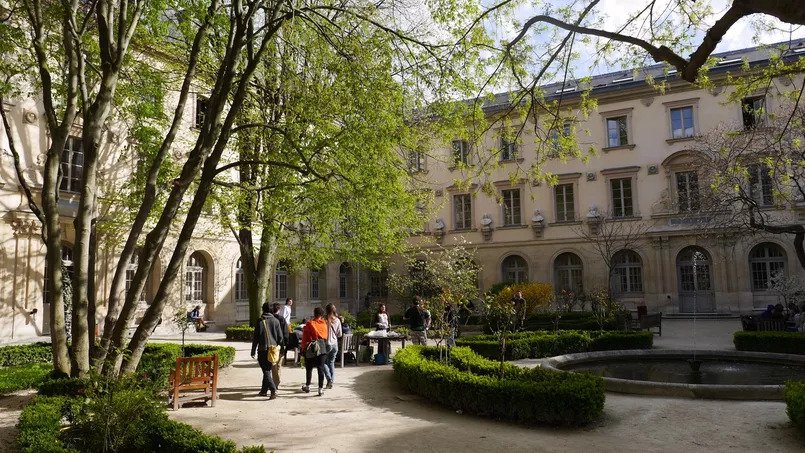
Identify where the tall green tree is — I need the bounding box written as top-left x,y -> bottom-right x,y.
0,0 -> 484,378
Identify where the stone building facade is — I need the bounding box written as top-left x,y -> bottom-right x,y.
2,42 -> 804,340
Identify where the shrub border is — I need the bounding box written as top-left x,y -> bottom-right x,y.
734,331 -> 805,355
393,346 -> 604,426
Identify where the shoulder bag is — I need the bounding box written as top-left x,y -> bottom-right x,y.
262,319 -> 281,364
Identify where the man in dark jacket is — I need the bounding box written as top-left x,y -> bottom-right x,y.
251,302 -> 284,399
271,302 -> 289,387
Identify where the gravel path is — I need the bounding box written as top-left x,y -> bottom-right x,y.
0,391 -> 34,453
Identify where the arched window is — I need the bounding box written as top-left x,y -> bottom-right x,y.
275,261 -> 288,300
235,258 -> 247,301
185,252 -> 207,303
339,262 -> 351,299
749,243 -> 786,291
554,252 -> 583,294
501,255 -> 528,283
612,250 -> 643,293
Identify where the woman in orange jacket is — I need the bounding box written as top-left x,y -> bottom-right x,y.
301,306 -> 329,396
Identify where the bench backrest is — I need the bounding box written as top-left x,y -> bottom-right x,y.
174,354 -> 218,386
757,320 -> 786,332
341,333 -> 356,352
640,313 -> 661,327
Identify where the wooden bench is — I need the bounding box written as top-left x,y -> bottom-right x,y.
639,312 -> 662,336
757,319 -> 786,331
168,355 -> 219,410
338,333 -> 357,367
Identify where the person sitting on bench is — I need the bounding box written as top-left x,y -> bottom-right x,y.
188,305 -> 208,331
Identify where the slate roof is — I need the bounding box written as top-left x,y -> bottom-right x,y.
480,39 -> 805,112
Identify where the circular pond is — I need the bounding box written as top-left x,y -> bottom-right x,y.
542,350 -> 805,400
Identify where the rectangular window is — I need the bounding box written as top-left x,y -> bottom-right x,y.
453,194 -> 472,229
274,272 -> 287,300
749,164 -> 773,206
452,140 -> 470,166
676,171 -> 700,212
670,106 -> 695,139
235,271 -> 247,301
500,135 -> 517,161
60,137 -> 84,192
742,96 -> 766,129
501,189 -> 521,226
606,116 -> 628,147
610,178 -> 634,218
310,270 -> 320,299
549,121 -> 572,151
195,96 -> 208,129
408,151 -> 425,172
554,184 -> 575,222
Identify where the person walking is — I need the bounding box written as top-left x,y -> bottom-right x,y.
301,306 -> 329,396
281,298 -> 293,327
271,302 -> 289,387
250,302 -> 284,399
323,303 -> 343,389
404,297 -> 429,345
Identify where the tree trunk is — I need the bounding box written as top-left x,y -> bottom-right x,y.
43,131 -> 70,375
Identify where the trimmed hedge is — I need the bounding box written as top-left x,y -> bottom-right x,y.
456,330 -> 653,360
0,363 -> 52,394
786,381 -> 805,433
17,395 -> 247,453
225,324 -> 253,341
520,312 -> 621,332
733,331 -> 805,355
393,346 -> 604,425
0,343 -> 53,367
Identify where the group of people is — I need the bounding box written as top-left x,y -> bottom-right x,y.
250,298 -> 345,399
761,302 -> 805,332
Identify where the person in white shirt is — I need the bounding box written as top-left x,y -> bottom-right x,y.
281,298 -> 293,328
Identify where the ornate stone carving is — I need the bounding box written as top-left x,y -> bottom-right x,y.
586,172 -> 596,182
709,86 -> 724,96
10,218 -> 38,237
647,165 -> 659,175
651,189 -> 672,214
23,110 -> 38,124
640,97 -> 655,107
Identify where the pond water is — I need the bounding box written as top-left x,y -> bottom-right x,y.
565,359 -> 805,385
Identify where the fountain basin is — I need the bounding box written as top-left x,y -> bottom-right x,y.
542,349 -> 805,400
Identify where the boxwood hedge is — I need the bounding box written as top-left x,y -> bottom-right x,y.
0,343 -> 52,367
733,331 -> 805,355
225,324 -> 253,341
393,346 -> 604,426
786,380 -> 805,433
455,330 -> 653,360
17,395 -> 257,453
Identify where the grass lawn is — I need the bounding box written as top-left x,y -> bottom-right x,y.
0,363 -> 51,394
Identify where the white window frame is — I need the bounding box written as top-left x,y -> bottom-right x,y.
452,139 -> 470,166
748,164 -> 773,206
501,255 -> 528,283
675,170 -> 700,212
453,193 -> 473,230
274,264 -> 288,300
554,183 -> 576,222
742,96 -> 767,130
749,243 -> 786,291
612,250 -> 643,293
60,136 -> 84,193
501,188 -> 522,226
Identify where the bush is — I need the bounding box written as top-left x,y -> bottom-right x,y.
733,331 -> 805,355
17,393 -> 242,453
393,346 -> 604,426
225,324 -> 253,341
589,331 -> 653,351
17,396 -> 80,453
456,330 -> 652,360
184,344 -> 236,368
786,381 -> 805,433
0,343 -> 52,367
0,363 -> 52,394
490,282 -> 555,318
